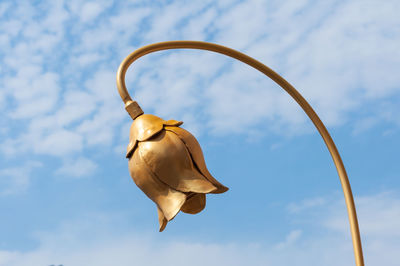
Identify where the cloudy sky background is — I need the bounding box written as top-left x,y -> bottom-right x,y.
1,0 -> 400,265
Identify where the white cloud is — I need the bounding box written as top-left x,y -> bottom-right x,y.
1,191 -> 399,266
1,0 -> 400,191
0,161 -> 42,195
0,2 -> 10,17
287,197 -> 326,213
130,0 -> 400,135
286,191 -> 400,265
0,3 -> 398,264
80,2 -> 104,22
55,156 -> 97,178
204,64 -> 309,135
323,192 -> 400,238
144,1 -> 213,42
71,52 -> 101,66
352,117 -> 379,135
8,70 -> 61,119
275,229 -> 302,249
54,90 -> 96,126
33,129 -> 83,156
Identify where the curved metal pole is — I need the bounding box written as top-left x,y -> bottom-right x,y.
116,40 -> 364,266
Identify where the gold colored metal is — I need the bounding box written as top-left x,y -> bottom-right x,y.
116,41 -> 364,266
127,114 -> 228,231
125,100 -> 144,120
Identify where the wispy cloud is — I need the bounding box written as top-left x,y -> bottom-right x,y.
0,161 -> 42,195
55,156 -> 97,178
0,2 -> 398,265
0,0 -> 399,187
1,191 -> 398,266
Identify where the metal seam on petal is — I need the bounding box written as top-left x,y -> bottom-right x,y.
127,114 -> 228,232
138,132 -> 218,194
137,123 -> 163,141
165,126 -> 229,193
131,149 -> 186,221
126,139 -> 138,158
130,114 -> 165,141
140,163 -> 185,221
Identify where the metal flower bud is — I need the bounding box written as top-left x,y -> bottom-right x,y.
126,114 -> 228,232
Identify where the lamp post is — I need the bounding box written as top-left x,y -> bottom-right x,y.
116,41 -> 365,266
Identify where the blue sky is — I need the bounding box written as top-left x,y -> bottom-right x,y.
1,0 -> 400,265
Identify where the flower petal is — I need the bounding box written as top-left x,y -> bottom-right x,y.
180,193 -> 206,214
130,114 -> 165,141
126,116 -> 184,158
129,149 -> 186,221
138,130 -> 218,194
157,206 -> 168,232
164,120 -> 183,126
165,126 -> 229,194
126,139 -> 137,158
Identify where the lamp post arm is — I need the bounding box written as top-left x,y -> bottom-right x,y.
116,40 -> 364,266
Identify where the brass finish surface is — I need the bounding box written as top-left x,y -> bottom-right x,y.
127,114 -> 228,231
117,41 -> 364,266
125,100 -> 144,120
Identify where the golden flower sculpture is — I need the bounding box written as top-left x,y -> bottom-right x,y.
126,114 -> 228,232
117,41 -> 364,266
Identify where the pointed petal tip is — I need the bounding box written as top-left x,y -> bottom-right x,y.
159,221 -> 167,232
210,184 -> 229,194
157,207 -> 168,232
